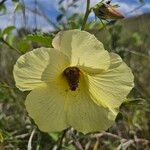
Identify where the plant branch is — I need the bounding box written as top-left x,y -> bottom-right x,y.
127,3 -> 145,15
53,128 -> 68,150
15,133 -> 30,139
71,132 -> 84,150
21,0 -> 27,28
90,132 -> 150,149
0,83 -> 15,89
90,132 -> 125,141
81,0 -> 91,30
27,128 -> 36,150
0,38 -> 21,54
93,138 -> 100,150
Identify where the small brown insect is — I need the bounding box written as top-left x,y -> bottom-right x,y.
63,67 -> 80,91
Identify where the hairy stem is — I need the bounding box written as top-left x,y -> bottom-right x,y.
53,128 -> 68,150
81,0 -> 91,30
0,38 -> 21,54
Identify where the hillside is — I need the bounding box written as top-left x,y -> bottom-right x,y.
91,13 -> 150,51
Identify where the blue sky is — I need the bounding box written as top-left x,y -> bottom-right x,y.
0,0 -> 150,31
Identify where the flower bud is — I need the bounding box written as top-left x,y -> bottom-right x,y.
93,2 -> 124,20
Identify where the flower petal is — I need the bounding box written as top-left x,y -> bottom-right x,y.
66,76 -> 116,134
13,48 -> 69,91
25,71 -> 116,133
25,83 -> 69,132
52,30 -> 110,71
86,53 -> 134,108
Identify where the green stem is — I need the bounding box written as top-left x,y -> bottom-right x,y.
81,0 -> 91,30
0,38 -> 21,54
53,128 -> 68,150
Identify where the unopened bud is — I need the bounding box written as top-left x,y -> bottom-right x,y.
93,2 -> 124,20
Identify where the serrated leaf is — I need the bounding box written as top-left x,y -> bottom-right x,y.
26,34 -> 52,47
2,26 -> 16,37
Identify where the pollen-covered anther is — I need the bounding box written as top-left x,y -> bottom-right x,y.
63,67 -> 80,91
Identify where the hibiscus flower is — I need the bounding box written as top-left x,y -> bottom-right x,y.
13,30 -> 134,134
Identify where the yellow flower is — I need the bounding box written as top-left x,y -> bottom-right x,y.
13,30 -> 134,134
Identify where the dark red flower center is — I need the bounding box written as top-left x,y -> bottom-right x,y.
63,67 -> 80,91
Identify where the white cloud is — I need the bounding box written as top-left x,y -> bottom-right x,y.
36,16 -> 54,32
142,3 -> 150,9
0,0 -> 15,29
0,15 -> 13,29
112,1 -> 143,16
118,2 -> 149,17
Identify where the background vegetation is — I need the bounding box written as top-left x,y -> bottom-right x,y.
0,0 -> 150,149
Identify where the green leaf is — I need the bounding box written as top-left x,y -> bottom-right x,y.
49,132 -> 60,141
0,132 -> 4,143
7,33 -> 16,45
68,21 -> 78,29
0,29 -> 2,37
0,91 -> 5,100
57,14 -> 64,22
63,144 -> 76,150
2,26 -> 16,37
139,0 -> 144,3
121,98 -> 145,107
13,2 -> 22,12
115,112 -> 123,122
17,40 -> 30,53
26,34 -> 52,47
0,4 -> 7,13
